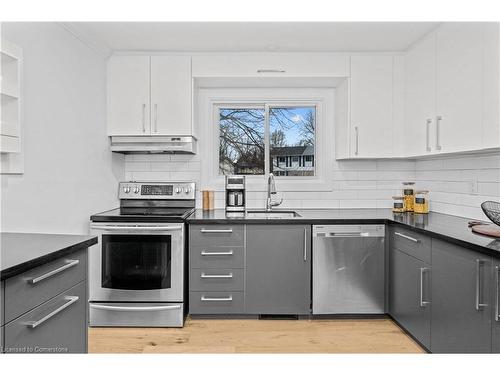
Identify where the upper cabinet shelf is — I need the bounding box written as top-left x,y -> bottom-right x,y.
1,39 -> 22,154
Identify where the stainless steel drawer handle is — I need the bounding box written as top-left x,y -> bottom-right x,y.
303,228 -> 307,262
495,266 -> 499,322
476,259 -> 488,310
201,272 -> 233,279
420,268 -> 430,307
200,228 -> 233,233
257,69 -> 285,73
26,296 -> 79,329
27,259 -> 79,284
200,250 -> 234,256
201,295 -> 233,302
394,232 -> 420,243
91,304 -> 181,312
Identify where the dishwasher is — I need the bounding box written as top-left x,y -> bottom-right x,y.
312,225 -> 385,314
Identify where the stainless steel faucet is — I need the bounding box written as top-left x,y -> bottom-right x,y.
266,173 -> 283,211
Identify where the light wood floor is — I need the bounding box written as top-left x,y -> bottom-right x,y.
88,317 -> 425,353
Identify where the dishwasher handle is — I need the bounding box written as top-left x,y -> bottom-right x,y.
313,225 -> 385,238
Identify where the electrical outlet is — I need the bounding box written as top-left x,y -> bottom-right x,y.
470,178 -> 479,195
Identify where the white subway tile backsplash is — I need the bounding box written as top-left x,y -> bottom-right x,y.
123,152 -> 500,219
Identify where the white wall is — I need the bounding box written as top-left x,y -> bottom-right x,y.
415,153 -> 500,220
1,22 -> 124,234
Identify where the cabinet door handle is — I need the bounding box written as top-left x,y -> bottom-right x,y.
142,103 -> 146,133
27,259 -> 79,284
200,250 -> 234,256
201,295 -> 233,302
420,268 -> 430,307
426,118 -> 432,151
435,115 -> 442,150
256,69 -> 286,73
201,272 -> 233,279
476,259 -> 488,310
354,126 -> 359,156
303,228 -> 307,261
495,266 -> 499,322
394,232 -> 419,243
25,296 -> 79,329
200,228 -> 233,233
154,103 -> 158,133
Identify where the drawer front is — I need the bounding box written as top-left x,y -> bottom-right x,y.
391,227 -> 431,264
190,225 -> 244,247
189,245 -> 244,269
90,302 -> 184,328
4,281 -> 87,354
190,268 -> 244,292
5,250 -> 87,324
189,291 -> 244,314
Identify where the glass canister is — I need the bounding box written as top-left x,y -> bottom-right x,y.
402,182 -> 415,212
414,190 -> 430,214
392,196 -> 405,213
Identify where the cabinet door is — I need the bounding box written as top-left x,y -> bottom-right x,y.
482,23 -> 500,150
350,56 -> 394,158
493,259 -> 500,353
404,32 -> 436,156
436,23 -> 484,153
245,225 -> 311,315
431,239 -> 492,353
151,56 -> 192,136
107,56 -> 150,136
390,248 -> 431,349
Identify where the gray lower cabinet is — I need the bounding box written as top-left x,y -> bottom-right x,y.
245,225 -> 311,315
491,258 -> 500,353
431,239 -> 492,353
389,247 -> 431,349
4,281 -> 86,353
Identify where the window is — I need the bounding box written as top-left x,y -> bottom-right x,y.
218,105 -> 316,177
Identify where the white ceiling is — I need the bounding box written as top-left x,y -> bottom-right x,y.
67,22 -> 440,54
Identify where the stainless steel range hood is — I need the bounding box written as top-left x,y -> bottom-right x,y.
110,136 -> 197,154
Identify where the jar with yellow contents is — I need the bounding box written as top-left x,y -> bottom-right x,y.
402,182 -> 415,212
392,196 -> 405,213
414,190 -> 430,214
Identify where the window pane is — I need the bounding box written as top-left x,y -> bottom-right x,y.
269,107 -> 315,177
219,108 -> 265,175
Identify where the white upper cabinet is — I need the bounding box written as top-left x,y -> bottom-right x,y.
403,22 -> 500,157
192,54 -> 350,77
150,56 -> 192,136
404,32 -> 436,156
349,55 -> 394,158
107,55 -> 193,137
435,23 -> 484,153
482,22 -> 500,149
107,56 -> 151,136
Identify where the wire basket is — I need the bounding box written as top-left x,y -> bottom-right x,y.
481,201 -> 500,226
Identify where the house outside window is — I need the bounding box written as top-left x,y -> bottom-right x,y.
218,105 -> 316,177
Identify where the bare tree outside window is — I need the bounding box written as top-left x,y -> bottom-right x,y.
218,106 -> 315,177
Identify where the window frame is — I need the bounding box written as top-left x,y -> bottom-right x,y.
216,103 -> 318,178
198,87 -> 334,192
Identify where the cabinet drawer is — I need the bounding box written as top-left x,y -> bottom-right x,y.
391,227 -> 431,264
4,281 -> 86,354
189,245 -> 244,269
190,268 -> 244,292
190,225 -> 244,247
5,250 -> 87,324
189,291 -> 244,314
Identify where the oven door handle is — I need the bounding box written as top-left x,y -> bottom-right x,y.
90,304 -> 182,312
90,225 -> 183,231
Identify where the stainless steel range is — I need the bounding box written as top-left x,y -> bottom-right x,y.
88,181 -> 195,327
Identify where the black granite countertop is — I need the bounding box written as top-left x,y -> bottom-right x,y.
1,233 -> 98,280
187,209 -> 500,258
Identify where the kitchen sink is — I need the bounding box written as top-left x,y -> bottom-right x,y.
245,210 -> 302,219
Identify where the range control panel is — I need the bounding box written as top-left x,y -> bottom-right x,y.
119,181 -> 196,200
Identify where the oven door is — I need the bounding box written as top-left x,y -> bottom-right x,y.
89,222 -> 184,302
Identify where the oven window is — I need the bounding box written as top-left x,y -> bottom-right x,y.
101,235 -> 172,290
